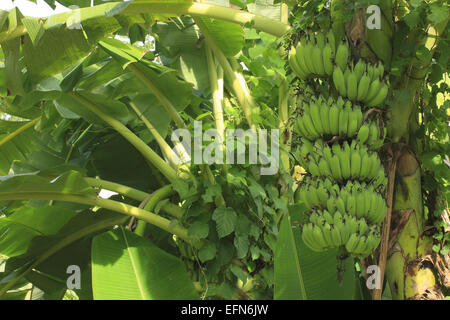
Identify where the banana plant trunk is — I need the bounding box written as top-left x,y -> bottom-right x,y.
329,0 -> 448,299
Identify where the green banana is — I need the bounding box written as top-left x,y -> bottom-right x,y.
322,45 -> 334,76
338,106 -> 349,136
333,66 -> 347,97
329,104 -> 341,136
335,40 -> 349,71
289,46 -> 308,79
303,38 -> 316,74
295,41 -> 311,77
357,73 -> 371,101
354,59 -> 366,82
367,84 -> 388,107
350,151 -> 361,179
346,72 -> 358,101
312,46 -> 325,75
356,123 -> 370,144
363,78 -> 381,103
310,102 -> 324,135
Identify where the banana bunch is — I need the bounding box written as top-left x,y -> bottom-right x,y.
295,96 -> 363,140
288,31 -> 339,79
295,138 -> 387,187
356,120 -> 387,150
295,177 -> 387,224
332,60 -> 389,106
301,211 -> 381,257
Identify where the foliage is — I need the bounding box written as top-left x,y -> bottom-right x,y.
0,0 -> 448,300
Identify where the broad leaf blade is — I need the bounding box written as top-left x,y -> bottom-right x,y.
91,227 -> 198,300
274,205 -> 357,300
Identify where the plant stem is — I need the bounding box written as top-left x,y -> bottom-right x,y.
127,63 -> 187,129
0,3 -> 290,46
0,117 -> 41,147
278,76 -> 290,177
134,185 -> 176,236
205,44 -> 225,142
84,177 -> 149,201
0,192 -> 189,241
194,17 -> 255,129
87,176 -> 182,223
69,92 -> 177,182
123,2 -> 290,37
128,100 -> 180,166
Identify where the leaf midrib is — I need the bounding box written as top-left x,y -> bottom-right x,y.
120,227 -> 149,300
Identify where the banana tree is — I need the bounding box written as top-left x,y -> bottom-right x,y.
0,0 -> 448,300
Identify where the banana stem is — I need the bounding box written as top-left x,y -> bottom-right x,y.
0,3 -> 290,45
85,177 -> 183,220
134,185 -> 176,235
193,17 -> 255,129
0,192 -> 189,241
278,76 -> 291,176
69,92 -> 178,182
205,43 -> 225,143
123,2 -> 290,37
128,100 -> 181,168
84,177 -> 149,201
127,63 -> 187,129
0,117 -> 41,147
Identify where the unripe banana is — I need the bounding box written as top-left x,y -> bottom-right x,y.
331,227 -> 343,246
363,78 -> 381,103
303,38 -> 316,74
315,32 -> 325,50
321,222 -> 334,246
356,123 -> 370,145
312,46 -> 325,75
295,41 -> 311,77
354,59 -> 366,82
367,122 -> 379,146
350,151 -> 361,179
296,118 -> 314,140
302,112 -> 320,138
335,40 -> 349,71
367,84 -> 388,107
330,155 -> 343,181
289,46 -> 308,79
322,45 -> 334,76
357,73 -> 371,101
329,104 -> 341,136
310,102 -> 324,135
333,67 -> 347,97
312,224 -> 328,248
359,151 -> 371,179
327,31 -> 336,54
318,158 -> 332,178
338,107 -> 349,136
345,233 -> 359,253
346,72 -> 358,101
347,108 -> 359,137
319,102 -> 331,134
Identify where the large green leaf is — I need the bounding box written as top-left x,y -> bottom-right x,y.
23,15 -> 121,83
1,209 -> 127,297
91,227 -> 198,300
0,170 -> 93,194
274,205 -> 357,300
54,91 -> 131,125
0,205 -> 77,257
0,118 -> 40,176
